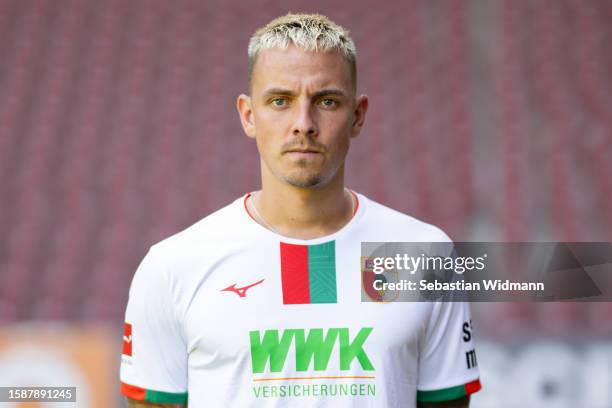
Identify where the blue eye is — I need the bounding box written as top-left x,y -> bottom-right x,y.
321,98 -> 336,107
272,98 -> 286,107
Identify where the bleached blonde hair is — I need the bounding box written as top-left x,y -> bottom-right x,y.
248,13 -> 357,88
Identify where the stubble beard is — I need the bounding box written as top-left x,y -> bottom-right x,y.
282,173 -> 323,188
281,159 -> 323,187
281,158 -> 343,188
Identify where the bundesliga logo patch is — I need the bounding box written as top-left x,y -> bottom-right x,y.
122,323 -> 132,356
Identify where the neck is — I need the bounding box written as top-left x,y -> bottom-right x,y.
251,164 -> 354,240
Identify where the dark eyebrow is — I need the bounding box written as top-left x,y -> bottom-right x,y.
311,89 -> 348,99
261,88 -> 348,99
262,88 -> 297,98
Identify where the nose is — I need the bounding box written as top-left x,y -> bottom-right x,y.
292,102 -> 318,137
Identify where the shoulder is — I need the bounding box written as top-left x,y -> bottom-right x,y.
140,195 -> 253,278
151,195 -> 246,255
357,193 -> 452,243
130,195 -> 251,308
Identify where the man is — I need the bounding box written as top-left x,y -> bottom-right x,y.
120,13 -> 481,407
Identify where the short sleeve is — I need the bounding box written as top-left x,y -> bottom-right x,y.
417,300 -> 482,403
119,248 -> 189,405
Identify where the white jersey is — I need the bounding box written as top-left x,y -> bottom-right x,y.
119,191 -> 481,407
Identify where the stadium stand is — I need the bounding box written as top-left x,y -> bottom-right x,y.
0,0 -> 610,337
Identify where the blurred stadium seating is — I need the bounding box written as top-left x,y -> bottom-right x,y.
0,0 -> 610,406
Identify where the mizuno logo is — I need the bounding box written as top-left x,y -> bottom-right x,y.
222,278 -> 265,298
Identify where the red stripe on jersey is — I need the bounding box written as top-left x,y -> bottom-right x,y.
280,242 -> 310,304
244,193 -> 257,222
120,382 -> 146,400
464,378 -> 482,395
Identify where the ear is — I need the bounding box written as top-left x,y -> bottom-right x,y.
236,94 -> 256,139
350,94 -> 368,138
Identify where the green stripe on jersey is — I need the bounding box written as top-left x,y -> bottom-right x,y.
145,389 -> 188,404
416,384 -> 466,402
308,241 -> 337,303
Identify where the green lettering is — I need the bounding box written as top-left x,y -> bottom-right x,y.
250,329 -> 296,373
294,328 -> 339,371
339,327 -> 374,370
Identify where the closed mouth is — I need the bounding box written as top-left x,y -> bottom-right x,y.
285,149 -> 321,154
